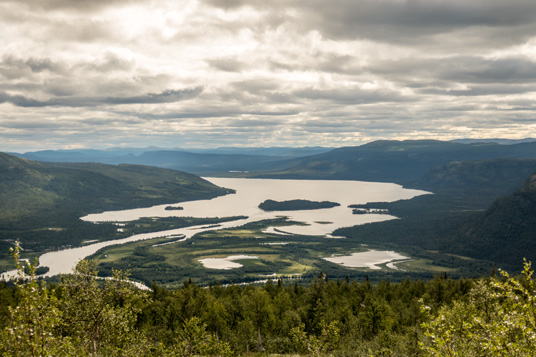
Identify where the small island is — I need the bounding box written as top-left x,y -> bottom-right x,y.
258,199 -> 340,211
349,203 -> 390,215
352,208 -> 389,215
164,206 -> 184,211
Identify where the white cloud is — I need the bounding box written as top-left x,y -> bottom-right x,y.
1,0 -> 535,151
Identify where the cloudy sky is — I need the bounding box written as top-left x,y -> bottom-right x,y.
1,0 -> 536,151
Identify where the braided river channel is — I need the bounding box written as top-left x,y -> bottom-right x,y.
2,178 -> 430,280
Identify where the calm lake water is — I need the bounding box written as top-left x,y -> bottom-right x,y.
83,177 -> 428,237
324,250 -> 410,270
198,255 -> 259,270
2,178 -> 429,278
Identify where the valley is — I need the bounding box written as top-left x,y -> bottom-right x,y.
2,140 -> 536,286
76,177 -> 431,287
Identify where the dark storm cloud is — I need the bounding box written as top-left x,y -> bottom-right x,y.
104,88 -> 204,105
421,85 -> 536,97
366,56 -> 536,85
437,57 -> 536,84
298,0 -> 536,41
0,120 -> 65,130
231,79 -> 282,92
202,0 -> 536,45
2,0 -> 536,151
201,0 -> 266,10
80,117 -> 144,126
269,53 -> 362,76
0,87 -> 203,108
0,56 -> 64,79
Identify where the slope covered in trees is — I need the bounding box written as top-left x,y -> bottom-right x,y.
252,140 -> 536,184
2,251 -> 535,356
409,158 -> 536,195
454,172 -> 536,265
335,167 -> 536,271
0,152 -> 229,221
0,152 -> 231,266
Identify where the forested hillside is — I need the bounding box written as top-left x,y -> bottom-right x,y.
0,153 -> 229,221
336,168 -> 536,271
253,140 -> 536,184
455,173 -> 536,265
2,252 -> 534,356
409,158 -> 536,194
0,152 -> 231,266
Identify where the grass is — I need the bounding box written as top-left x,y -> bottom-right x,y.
396,259 -> 457,273
81,216 -> 488,286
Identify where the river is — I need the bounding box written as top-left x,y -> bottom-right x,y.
2,178 -> 429,279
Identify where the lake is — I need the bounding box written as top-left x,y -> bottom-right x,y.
198,255 -> 259,270
324,250 -> 410,270
83,177 -> 428,237
2,178 -> 429,279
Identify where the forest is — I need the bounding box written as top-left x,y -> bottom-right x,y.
2,247 -> 534,356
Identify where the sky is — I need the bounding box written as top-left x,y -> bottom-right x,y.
1,0 -> 536,152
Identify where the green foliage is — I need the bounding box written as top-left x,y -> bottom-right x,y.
1,246 -> 80,356
290,320 -> 340,356
5,252 -> 528,356
168,317 -> 233,356
421,260 -> 536,355
59,260 -> 148,356
1,248 -> 152,356
241,288 -> 274,350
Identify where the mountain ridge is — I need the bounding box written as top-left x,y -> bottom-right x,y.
0,152 -> 229,222
250,140 -> 536,184
456,172 -> 536,265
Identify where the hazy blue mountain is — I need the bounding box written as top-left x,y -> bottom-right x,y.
452,138 -> 536,145
253,140 -> 536,184
15,140 -> 536,181
184,146 -> 331,157
16,149 -> 136,164
14,147 -> 331,174
126,150 -> 290,174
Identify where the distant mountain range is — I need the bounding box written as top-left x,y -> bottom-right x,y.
12,146 -> 331,175
4,139 -> 536,271
12,140 -> 536,181
252,140 -> 536,185
452,138 -> 536,145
